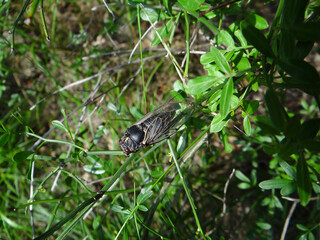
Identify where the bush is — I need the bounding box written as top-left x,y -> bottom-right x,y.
1,0 -> 319,239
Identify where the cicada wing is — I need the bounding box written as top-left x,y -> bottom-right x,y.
134,102 -> 179,126
133,94 -> 194,126
142,105 -> 195,145
141,111 -> 175,144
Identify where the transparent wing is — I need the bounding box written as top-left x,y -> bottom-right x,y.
134,96 -> 194,124
142,102 -> 195,145
134,98 -> 180,126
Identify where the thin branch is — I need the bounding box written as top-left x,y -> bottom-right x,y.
140,4 -> 185,84
280,201 -> 298,240
282,196 -> 319,202
82,48 -> 207,60
220,168 -> 235,218
102,0 -> 116,22
128,22 -> 157,63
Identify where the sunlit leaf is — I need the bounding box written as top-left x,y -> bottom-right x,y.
210,113 -> 229,132
210,47 -> 231,74
220,78 -> 233,118
246,12 -> 269,30
186,76 -> 225,95
177,0 -> 204,11
52,120 -> 67,132
259,179 -> 292,189
243,115 -> 251,135
235,170 -> 251,183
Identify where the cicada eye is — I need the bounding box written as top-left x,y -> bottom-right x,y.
127,125 -> 144,144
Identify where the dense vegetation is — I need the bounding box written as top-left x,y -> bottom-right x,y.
1,0 -> 320,239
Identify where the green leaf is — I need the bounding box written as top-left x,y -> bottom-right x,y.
210,47 -> 231,74
0,133 -> 9,147
230,95 -> 239,109
243,115 -> 252,135
259,179 -> 292,190
246,12 -> 269,30
265,89 -> 288,131
288,22 -> 320,42
93,215 -> 101,230
152,19 -> 173,47
137,189 -> 153,204
296,223 -> 309,231
243,100 -> 259,114
140,8 -> 160,22
234,56 -> 251,71
186,76 -> 224,95
13,151 -> 34,162
218,30 -> 235,48
256,222 -> 271,230
272,195 -> 283,209
130,106 -> 144,120
280,181 -> 296,196
163,0 -> 172,15
83,165 -> 105,175
177,0 -> 204,11
151,170 -> 162,179
200,52 -> 215,64
220,78 -> 233,118
138,205 -> 148,212
240,20 -> 274,58
210,113 -> 229,133
252,81 -> 259,91
308,232 -> 315,240
52,120 -> 68,132
234,29 -> 247,47
106,102 -> 117,112
111,205 -> 125,213
285,116 -> 301,139
177,131 -> 187,154
238,182 -> 251,189
293,41 -> 314,60
221,131 -> 232,153
297,155 -> 311,206
279,159 -> 296,179
208,89 -> 222,104
299,119 -> 320,141
255,116 -> 280,135
0,126 -> 6,133
173,80 -> 185,92
278,59 -> 320,84
128,0 -> 143,5
235,170 -> 251,183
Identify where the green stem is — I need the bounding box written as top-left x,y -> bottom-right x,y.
184,11 -> 190,78
11,0 -> 32,53
137,5 -> 147,112
168,140 -> 206,239
39,0 -> 50,41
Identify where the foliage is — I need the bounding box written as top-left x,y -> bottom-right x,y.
0,0 -> 320,239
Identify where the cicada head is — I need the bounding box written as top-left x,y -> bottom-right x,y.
119,125 -> 145,156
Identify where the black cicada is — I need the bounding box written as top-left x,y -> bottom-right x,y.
119,97 -> 194,156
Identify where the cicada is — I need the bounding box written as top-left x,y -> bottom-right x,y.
119,97 -> 194,156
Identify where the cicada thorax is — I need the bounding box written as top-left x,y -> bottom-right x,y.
127,125 -> 144,144
119,125 -> 145,155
